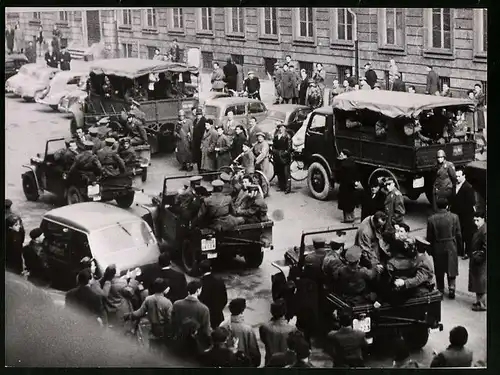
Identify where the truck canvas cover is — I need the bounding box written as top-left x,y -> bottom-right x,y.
332,90 -> 475,119
90,58 -> 199,79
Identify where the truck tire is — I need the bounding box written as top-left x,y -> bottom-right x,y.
66,185 -> 85,205
181,240 -> 201,276
403,326 -> 430,350
406,191 -> 422,201
307,162 -> 331,200
141,168 -> 148,182
22,173 -> 40,201
244,247 -> 264,268
70,118 -> 78,135
115,192 -> 135,208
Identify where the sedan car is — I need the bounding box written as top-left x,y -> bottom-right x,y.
203,97 -> 268,128
39,202 -> 161,291
36,69 -> 89,111
5,53 -> 28,81
17,66 -> 60,102
5,63 -> 40,94
257,104 -> 312,139
58,79 -> 88,115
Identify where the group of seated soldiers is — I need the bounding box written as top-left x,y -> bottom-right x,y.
301,211 -> 435,307
168,174 -> 269,231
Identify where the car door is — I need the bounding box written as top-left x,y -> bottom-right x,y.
42,138 -> 67,196
303,113 -> 330,164
68,229 -> 93,281
289,108 -> 311,134
247,101 -> 268,124
41,219 -> 73,289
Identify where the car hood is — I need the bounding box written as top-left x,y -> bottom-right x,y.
93,243 -> 160,274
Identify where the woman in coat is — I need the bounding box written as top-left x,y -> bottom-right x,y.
175,110 -> 193,171
6,24 -> 15,54
231,125 -> 247,160
6,215 -> 25,275
200,120 -> 219,172
215,125 -> 232,169
254,132 -> 272,181
468,211 -> 486,311
298,70 -> 309,106
337,149 -> 361,223
14,23 -> 25,53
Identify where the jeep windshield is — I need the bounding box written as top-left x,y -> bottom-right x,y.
89,220 -> 156,254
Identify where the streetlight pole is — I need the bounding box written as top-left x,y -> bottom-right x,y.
347,8 -> 359,82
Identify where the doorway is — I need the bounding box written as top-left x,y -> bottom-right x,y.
86,10 -> 101,46
264,57 -> 277,77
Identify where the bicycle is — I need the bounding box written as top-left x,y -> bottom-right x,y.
268,148 -> 308,182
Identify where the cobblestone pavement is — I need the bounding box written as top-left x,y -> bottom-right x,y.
5,70 -> 486,367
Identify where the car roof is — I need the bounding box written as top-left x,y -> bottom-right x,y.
43,202 -> 143,233
267,104 -> 310,113
312,106 -> 334,115
90,58 -> 199,79
204,97 -> 264,107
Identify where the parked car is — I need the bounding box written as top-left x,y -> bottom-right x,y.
258,104 -> 312,139
5,53 -> 28,81
203,97 -> 268,129
37,202 -> 160,290
16,66 -> 60,102
36,68 -> 90,111
58,80 -> 88,115
5,63 -> 40,94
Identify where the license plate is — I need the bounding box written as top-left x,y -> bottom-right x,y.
87,184 -> 100,196
366,337 -> 373,344
201,238 -> 216,251
206,252 -> 218,259
353,317 -> 371,333
453,145 -> 463,156
413,177 -> 425,189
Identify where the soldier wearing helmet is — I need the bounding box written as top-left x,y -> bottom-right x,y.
433,149 -> 457,211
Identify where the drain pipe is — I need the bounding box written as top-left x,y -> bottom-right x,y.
347,8 -> 359,82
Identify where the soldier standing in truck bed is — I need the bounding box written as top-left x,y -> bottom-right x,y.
97,138 -> 126,177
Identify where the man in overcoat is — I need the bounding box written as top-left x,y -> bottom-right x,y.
211,62 -> 225,92
215,125 -> 232,169
384,177 -> 406,229
426,198 -> 462,299
192,108 -> 207,172
45,44 -> 59,68
175,110 -> 193,171
198,260 -> 228,329
425,65 -> 440,95
272,62 -> 283,104
59,44 -> 72,71
337,149 -> 360,223
433,150 -> 457,211
468,211 -> 486,311
280,64 -> 295,104
223,57 -> 239,91
254,132 -> 271,180
272,122 -> 292,193
200,120 -> 218,173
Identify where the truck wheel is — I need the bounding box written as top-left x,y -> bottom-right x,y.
255,171 -> 270,198
181,240 -> 201,276
406,191 -> 422,201
244,248 -> 264,268
141,168 -> 148,182
307,162 -> 331,200
115,192 -> 135,208
22,173 -> 40,201
66,185 -> 85,205
403,326 -> 430,350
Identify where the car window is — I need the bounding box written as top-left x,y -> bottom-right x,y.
69,230 -> 91,265
41,220 -> 70,259
204,105 -> 220,118
248,102 -> 266,114
225,104 -> 245,116
267,110 -> 287,122
46,139 -> 66,156
309,114 -> 326,130
296,109 -> 310,123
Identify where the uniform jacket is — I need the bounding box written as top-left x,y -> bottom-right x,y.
200,127 -> 219,171
65,285 -> 105,319
434,161 -> 457,197
361,190 -> 386,220
244,77 -> 260,94
198,192 -> 243,231
304,249 -> 328,275
172,295 -> 211,339
127,123 -> 148,145
403,252 -> 435,291
192,116 -> 207,164
175,118 -> 193,165
259,318 -> 297,365
337,157 -> 359,212
221,315 -> 261,367
272,133 -> 292,165
216,133 -> 233,168
468,224 -> 486,294
233,194 -> 268,224
385,189 -> 406,227
89,136 -> 105,153
328,326 -> 367,367
153,266 -> 188,303
211,68 -> 226,90
254,140 -> 271,178
223,62 -> 238,91
97,146 -> 126,177
336,264 -> 378,297
199,273 -> 228,329
426,70 -> 440,95
450,181 -> 476,242
59,51 -> 71,71
231,132 -> 247,160
365,69 -> 378,89
280,71 -> 296,99
392,78 -> 406,92
247,124 -> 263,146
119,147 -> 138,167
355,216 -> 389,268
45,51 -> 59,68
427,209 -> 462,277
54,148 -> 78,169
69,150 -> 102,175
430,346 -> 473,367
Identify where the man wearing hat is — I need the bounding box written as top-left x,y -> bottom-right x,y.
322,236 -> 347,287
97,138 -> 126,177
174,175 -> 204,220
125,111 -> 148,147
364,62 -> 378,89
54,139 -> 80,171
220,298 -> 261,367
254,131 -> 271,179
22,228 -> 50,286
243,71 -> 261,100
433,149 -> 457,211
200,119 -> 219,174
335,245 -> 382,304
87,128 -> 105,153
272,121 -> 292,194
272,62 -> 283,104
118,137 -> 138,168
69,140 -> 103,178
304,237 -> 329,277
384,177 -> 406,230
355,211 -> 390,269
175,109 -> 194,171
223,57 -> 239,92
59,43 -> 72,71
192,107 -> 208,172
361,177 -> 386,221
197,180 -> 245,231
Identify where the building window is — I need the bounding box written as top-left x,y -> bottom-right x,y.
122,43 -> 133,58
297,8 -> 314,38
59,11 -> 69,22
33,12 -> 41,20
337,65 -> 353,85
198,8 -> 213,33
263,8 -> 278,36
378,8 -> 405,50
143,8 -> 157,29
173,8 -> 183,29
226,8 -> 245,34
147,46 -> 157,60
231,54 -> 244,66
121,9 -> 132,27
337,9 -> 353,41
299,61 -> 314,77
438,76 -> 450,93
201,51 -> 213,69
473,9 -> 487,58
384,70 -> 404,89
431,8 -> 451,50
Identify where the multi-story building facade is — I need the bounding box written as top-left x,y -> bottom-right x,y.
6,7 -> 487,96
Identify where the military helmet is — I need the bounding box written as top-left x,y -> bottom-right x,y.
437,149 -> 446,157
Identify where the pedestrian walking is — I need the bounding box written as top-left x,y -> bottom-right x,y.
215,125 -> 232,169
391,72 -> 406,92
450,167 -> 476,259
192,107 -> 207,172
254,132 -> 272,180
473,83 -> 486,133
259,300 -> 297,365
22,228 -> 50,287
174,110 -> 194,171
6,24 -> 15,54
45,44 -> 59,68
392,337 -> 421,368
364,62 -> 378,89
430,326 -> 473,367
243,71 -> 261,100
223,57 -> 238,91
272,122 -> 292,193
298,69 -> 309,105
280,64 -> 295,104
25,41 -> 37,63
211,62 -> 226,92
272,62 -> 283,104
14,22 -> 25,53
153,252 -> 188,304
383,177 -> 406,229
327,311 -> 368,368
200,119 -> 219,174
425,65 -> 440,95
360,178 -> 386,221
388,59 -> 399,90
59,44 -> 72,71
433,149 -> 457,211
468,210 -> 487,311
427,198 -> 462,299
6,215 -> 25,275
36,25 -> 44,57
198,260 -> 228,330
337,149 -> 361,223
220,298 -> 261,367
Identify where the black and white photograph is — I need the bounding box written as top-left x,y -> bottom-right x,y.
5,6 -> 487,368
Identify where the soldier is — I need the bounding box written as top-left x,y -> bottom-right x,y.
304,237 -> 329,276
118,137 -> 138,168
175,110 -> 194,171
197,180 -> 245,231
215,125 -> 232,169
254,132 -> 271,181
74,128 -> 90,152
125,113 -> 148,146
433,150 -> 457,211
383,177 -> 405,230
68,140 -> 103,179
88,128 -> 105,153
426,198 -> 462,299
232,187 -> 268,224
96,138 -> 126,177
55,139 -> 80,171
175,176 -> 203,221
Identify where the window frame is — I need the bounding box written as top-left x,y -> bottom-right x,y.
201,51 -> 214,70
377,8 -> 406,53
196,7 -> 215,36
423,8 -> 454,58
330,8 -> 354,48
292,8 -> 316,45
225,8 -> 246,38
248,101 -> 266,115
167,8 -> 185,34
258,7 -> 279,42
122,43 -> 133,58
473,8 -> 487,60
33,12 -> 41,20
142,8 -> 158,31
58,11 -> 69,23
308,114 -> 327,133
119,9 -> 133,29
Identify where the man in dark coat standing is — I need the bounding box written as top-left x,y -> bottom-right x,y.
468,211 -> 486,311
45,44 -> 59,68
169,39 -> 181,63
25,41 -> 37,64
337,149 -> 361,223
327,311 -> 368,367
280,64 -> 295,104
430,326 -> 473,367
384,177 -> 406,229
198,260 -> 227,329
364,62 -> 378,89
361,178 -> 386,221
6,24 -> 15,54
191,107 -> 207,172
450,167 -> 476,259
223,57 -> 238,91
22,228 -> 50,287
152,252 -> 188,304
59,44 -> 72,71
427,198 -> 462,299
65,269 -> 106,325
391,72 -> 406,92
272,122 -> 292,194
425,65 -> 440,95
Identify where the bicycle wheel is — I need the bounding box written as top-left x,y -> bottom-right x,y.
255,170 -> 270,198
291,159 -> 308,181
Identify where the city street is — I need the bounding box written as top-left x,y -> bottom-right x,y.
5,79 -> 486,367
